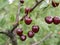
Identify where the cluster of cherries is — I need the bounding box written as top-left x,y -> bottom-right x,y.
16,25 -> 39,41
18,0 -> 59,41
45,16 -> 60,25
45,1 -> 59,24
15,0 -> 39,41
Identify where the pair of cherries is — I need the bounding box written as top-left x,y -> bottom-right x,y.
16,25 -> 39,41
45,16 -> 60,25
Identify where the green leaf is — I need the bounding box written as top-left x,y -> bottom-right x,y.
0,0 -> 9,10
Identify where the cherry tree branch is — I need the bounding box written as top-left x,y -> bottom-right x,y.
0,1 -> 21,45
5,39 -> 10,45
0,30 -> 8,35
32,32 -> 53,45
6,30 -> 17,45
11,1 -> 21,32
0,30 -> 17,45
16,2 -> 20,22
8,1 -> 21,45
35,0 -> 39,3
31,0 -> 44,12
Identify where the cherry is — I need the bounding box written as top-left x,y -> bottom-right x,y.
20,35 -> 26,41
24,16 -> 32,25
52,1 -> 59,7
16,28 -> 23,36
28,31 -> 34,38
20,0 -> 24,4
32,25 -> 39,33
25,8 -> 31,14
53,16 -> 60,25
45,16 -> 53,24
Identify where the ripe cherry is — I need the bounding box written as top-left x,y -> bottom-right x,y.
45,16 -> 53,24
28,31 -> 34,38
52,1 -> 59,7
24,16 -> 32,25
53,16 -> 60,25
20,0 -> 24,4
25,8 -> 31,14
20,35 -> 26,41
16,28 -> 23,36
32,25 -> 39,33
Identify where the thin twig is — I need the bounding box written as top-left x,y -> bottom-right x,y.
16,2 -> 20,22
0,31 -> 8,35
32,32 -> 53,45
35,0 -> 39,3
11,1 -> 21,32
31,0 -> 44,12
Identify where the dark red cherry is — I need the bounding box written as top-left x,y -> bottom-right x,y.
24,16 -> 32,25
16,28 -> 23,36
52,1 -> 59,7
20,35 -> 26,41
45,16 -> 53,24
25,8 -> 31,14
20,0 -> 24,3
53,16 -> 60,25
28,31 -> 34,38
32,25 -> 39,33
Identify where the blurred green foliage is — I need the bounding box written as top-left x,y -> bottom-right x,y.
0,0 -> 60,45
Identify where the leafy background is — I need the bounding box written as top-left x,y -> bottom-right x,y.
0,0 -> 60,45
